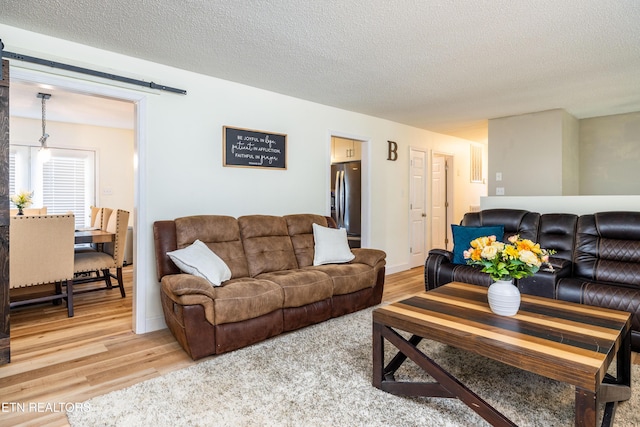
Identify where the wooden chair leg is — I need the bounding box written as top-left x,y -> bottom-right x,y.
53,281 -> 62,305
66,279 -> 74,317
116,267 -> 126,298
103,269 -> 113,288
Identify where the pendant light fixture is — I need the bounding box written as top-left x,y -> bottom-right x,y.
37,92 -> 51,162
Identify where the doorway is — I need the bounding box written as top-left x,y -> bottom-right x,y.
330,136 -> 362,248
431,153 -> 454,251
409,148 -> 427,268
9,68 -> 144,331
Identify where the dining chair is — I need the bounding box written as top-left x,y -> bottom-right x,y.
76,206 -> 114,254
87,205 -> 100,227
9,214 -> 75,317
73,209 -> 130,297
82,206 -> 113,230
95,207 -> 113,230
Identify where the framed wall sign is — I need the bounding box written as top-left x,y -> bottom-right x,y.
223,126 -> 287,169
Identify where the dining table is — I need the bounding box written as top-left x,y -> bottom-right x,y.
74,229 -> 115,245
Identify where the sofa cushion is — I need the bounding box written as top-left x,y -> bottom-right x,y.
167,239 -> 232,286
537,213 -> 578,262
308,263 -> 375,295
284,214 -> 328,267
175,215 -> 250,278
257,269 -> 333,308
213,277 -> 284,325
462,209 -> 539,242
451,224 -> 504,264
574,212 -> 640,287
239,215 -> 299,276
312,223 -> 355,265
557,277 -> 640,335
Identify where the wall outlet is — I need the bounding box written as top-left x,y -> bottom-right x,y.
496,187 -> 505,196
102,187 -> 113,196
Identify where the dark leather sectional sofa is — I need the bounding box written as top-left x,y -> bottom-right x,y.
425,209 -> 640,351
154,213 -> 386,360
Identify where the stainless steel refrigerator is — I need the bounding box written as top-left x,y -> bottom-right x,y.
331,161 -> 361,248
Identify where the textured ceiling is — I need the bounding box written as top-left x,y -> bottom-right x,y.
2,0 -> 640,141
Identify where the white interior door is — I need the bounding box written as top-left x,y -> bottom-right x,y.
431,154 -> 450,250
409,148 -> 427,268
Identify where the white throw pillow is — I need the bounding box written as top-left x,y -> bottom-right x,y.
312,223 -> 355,266
167,239 -> 232,286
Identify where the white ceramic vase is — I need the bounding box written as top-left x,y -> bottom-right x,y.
487,279 -> 521,316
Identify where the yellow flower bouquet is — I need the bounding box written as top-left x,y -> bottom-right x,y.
10,190 -> 34,210
463,234 -> 555,281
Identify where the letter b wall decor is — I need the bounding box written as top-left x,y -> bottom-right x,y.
387,140 -> 398,161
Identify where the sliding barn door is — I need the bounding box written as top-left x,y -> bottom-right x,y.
0,59 -> 10,364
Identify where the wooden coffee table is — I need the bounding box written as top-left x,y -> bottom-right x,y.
372,282 -> 632,427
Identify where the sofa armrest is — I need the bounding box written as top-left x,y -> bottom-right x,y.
161,274 -> 217,325
162,273 -> 217,299
424,249 -> 455,290
517,257 -> 573,298
350,248 -> 386,268
428,248 -> 454,262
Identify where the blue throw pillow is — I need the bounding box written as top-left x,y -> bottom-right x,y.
451,225 -> 505,264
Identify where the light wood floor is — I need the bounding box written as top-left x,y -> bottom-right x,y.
1,266 -> 637,426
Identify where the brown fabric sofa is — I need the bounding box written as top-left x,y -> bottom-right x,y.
424,209 -> 640,351
153,213 -> 386,360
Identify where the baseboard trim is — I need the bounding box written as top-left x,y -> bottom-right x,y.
385,263 -> 411,275
138,315 -> 168,334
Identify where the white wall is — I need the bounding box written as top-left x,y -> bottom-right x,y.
488,109 -> 579,196
579,111 -> 640,195
561,110 -> 580,195
489,109 -> 640,197
488,110 -> 562,196
9,117 -> 135,226
1,24 -> 486,333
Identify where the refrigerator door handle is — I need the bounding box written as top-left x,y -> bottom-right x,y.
335,169 -> 342,228
339,170 -> 345,228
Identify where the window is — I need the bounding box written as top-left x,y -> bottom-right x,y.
9,145 -> 95,228
9,150 -> 15,196
9,145 -> 29,197
470,144 -> 483,183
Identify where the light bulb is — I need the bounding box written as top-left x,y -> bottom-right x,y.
39,146 -> 51,163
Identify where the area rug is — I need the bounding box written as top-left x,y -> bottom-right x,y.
68,307 -> 640,427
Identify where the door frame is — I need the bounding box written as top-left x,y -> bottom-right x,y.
10,67 -> 147,333
327,130 -> 371,248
